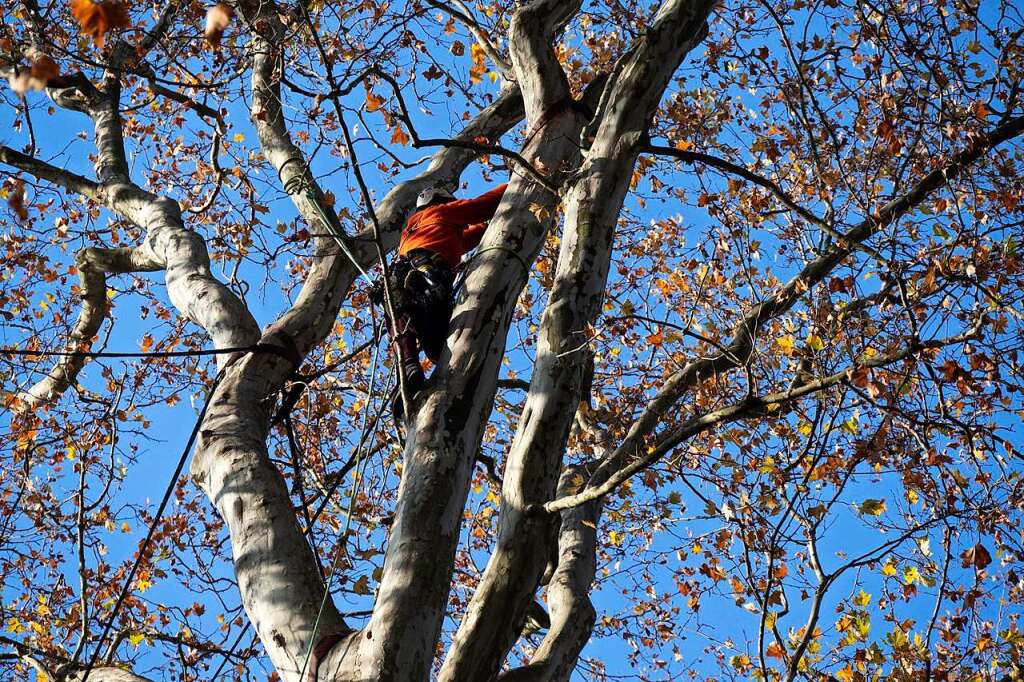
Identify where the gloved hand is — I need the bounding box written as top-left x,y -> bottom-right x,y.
369,278 -> 385,305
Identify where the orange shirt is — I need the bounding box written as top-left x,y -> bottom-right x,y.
398,184 -> 507,267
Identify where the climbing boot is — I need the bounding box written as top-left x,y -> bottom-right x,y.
391,330 -> 425,419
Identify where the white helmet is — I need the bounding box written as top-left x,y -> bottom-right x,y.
415,187 -> 454,209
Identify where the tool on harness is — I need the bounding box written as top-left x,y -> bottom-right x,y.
373,248 -> 455,418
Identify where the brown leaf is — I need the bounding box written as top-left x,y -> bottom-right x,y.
204,3 -> 234,49
70,0 -> 131,48
961,543 -> 992,570
365,91 -> 384,112
7,56 -> 61,95
30,56 -> 61,84
8,180 -> 28,221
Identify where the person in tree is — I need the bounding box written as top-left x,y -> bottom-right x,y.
378,181 -> 508,416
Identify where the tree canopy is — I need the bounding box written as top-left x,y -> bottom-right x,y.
1,0 -> 1023,681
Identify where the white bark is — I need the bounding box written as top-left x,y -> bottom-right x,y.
439,2 -> 713,679
69,667 -> 156,682
326,1 -> 596,677
497,464 -> 604,682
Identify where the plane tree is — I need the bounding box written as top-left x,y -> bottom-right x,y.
1,0 -> 1023,680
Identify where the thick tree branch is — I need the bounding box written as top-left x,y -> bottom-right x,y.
545,316 -> 986,512
508,0 -> 582,121
16,246 -> 162,410
497,464 -> 603,682
440,2 -> 713,678
0,145 -> 105,201
539,112 -> 1024,515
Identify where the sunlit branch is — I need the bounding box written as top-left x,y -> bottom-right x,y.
0,145 -> 105,201
542,315 -> 987,513
424,0 -> 513,73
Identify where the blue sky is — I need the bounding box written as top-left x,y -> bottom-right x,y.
2,2 -> 1023,680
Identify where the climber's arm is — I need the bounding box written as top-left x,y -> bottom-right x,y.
437,183 -> 508,225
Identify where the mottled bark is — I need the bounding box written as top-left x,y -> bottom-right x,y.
497,465 -> 603,682
439,3 -> 713,679
69,667 -> 156,682
326,0 -> 592,677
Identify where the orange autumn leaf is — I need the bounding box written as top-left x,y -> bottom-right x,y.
70,0 -> 131,48
365,91 -> 385,112
204,3 -> 233,49
390,124 -> 411,146
30,56 -> 61,83
8,55 -> 62,95
765,642 -> 785,659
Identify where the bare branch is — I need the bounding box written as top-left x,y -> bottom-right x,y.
16,246 -> 161,410
642,143 -> 884,261
424,0 -> 512,73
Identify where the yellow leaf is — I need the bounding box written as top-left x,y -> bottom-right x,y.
836,664 -> 854,682
233,133 -> 245,143
777,335 -> 795,355
128,631 -> 145,647
903,565 -> 921,585
858,498 -> 886,516
853,589 -> 871,607
807,333 -> 825,351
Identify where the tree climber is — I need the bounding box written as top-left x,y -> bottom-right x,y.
377,181 -> 508,416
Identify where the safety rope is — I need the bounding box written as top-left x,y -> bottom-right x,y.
78,370 -> 227,682
278,156 -> 374,287
297,322 -> 384,682
0,342 -> 298,361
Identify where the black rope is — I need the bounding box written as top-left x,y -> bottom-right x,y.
78,371 -> 226,682
1,343 -> 291,361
